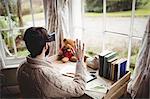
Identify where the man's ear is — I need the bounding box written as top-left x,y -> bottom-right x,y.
45,43 -> 49,50
42,43 -> 48,52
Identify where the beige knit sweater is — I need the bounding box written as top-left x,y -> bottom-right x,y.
17,56 -> 86,99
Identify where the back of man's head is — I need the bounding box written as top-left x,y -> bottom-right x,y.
23,27 -> 48,58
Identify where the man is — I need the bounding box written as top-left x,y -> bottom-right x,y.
17,27 -> 86,98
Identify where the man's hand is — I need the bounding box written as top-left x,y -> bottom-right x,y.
74,39 -> 84,62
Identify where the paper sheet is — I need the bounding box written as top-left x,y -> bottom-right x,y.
86,80 -> 108,93
60,65 -> 96,82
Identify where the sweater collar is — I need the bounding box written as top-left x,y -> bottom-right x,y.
26,56 -> 52,68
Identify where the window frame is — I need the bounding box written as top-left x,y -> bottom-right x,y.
0,0 -> 46,67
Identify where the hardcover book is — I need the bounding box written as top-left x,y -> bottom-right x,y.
117,58 -> 127,80
107,57 -> 118,79
103,52 -> 117,78
98,50 -> 112,76
113,58 -> 127,81
111,59 -> 119,81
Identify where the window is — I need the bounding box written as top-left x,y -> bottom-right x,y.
82,0 -> 150,71
0,0 -> 45,66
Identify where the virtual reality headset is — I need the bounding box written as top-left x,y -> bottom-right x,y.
47,32 -> 55,42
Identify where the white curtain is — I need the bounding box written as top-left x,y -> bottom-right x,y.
43,0 -> 69,55
0,53 -> 5,69
128,18 -> 150,98
71,0 -> 83,40
0,33 -> 5,68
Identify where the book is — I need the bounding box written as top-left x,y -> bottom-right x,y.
114,63 -> 119,81
117,58 -> 127,80
98,50 -> 112,76
107,57 -> 118,79
111,59 -> 118,81
103,52 -> 117,78
113,58 -> 127,81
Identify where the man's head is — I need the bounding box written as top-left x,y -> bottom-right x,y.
23,27 -> 49,58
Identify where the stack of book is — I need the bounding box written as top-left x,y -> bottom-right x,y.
99,51 -> 127,81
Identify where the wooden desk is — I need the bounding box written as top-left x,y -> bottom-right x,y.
49,56 -> 131,99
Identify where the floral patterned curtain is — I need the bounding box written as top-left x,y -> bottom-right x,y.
128,18 -> 150,98
43,0 -> 69,55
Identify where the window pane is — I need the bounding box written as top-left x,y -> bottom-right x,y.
133,1 -> 150,37
0,29 -> 29,58
15,29 -> 29,58
82,17 -> 103,55
31,0 -> 45,27
0,0 -> 34,28
106,0 -> 132,34
0,1 -> 10,29
105,33 -> 128,58
130,38 -> 142,69
13,0 -> 44,27
21,0 -> 33,27
82,31 -> 102,56
0,30 -> 16,57
83,0 -> 103,56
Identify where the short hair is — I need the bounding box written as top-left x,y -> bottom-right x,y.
23,27 -> 49,58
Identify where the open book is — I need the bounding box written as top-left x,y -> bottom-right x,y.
60,65 -> 96,83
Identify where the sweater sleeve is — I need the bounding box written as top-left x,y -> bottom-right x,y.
39,61 -> 87,98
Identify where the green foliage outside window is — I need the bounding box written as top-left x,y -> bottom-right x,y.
85,0 -> 150,13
